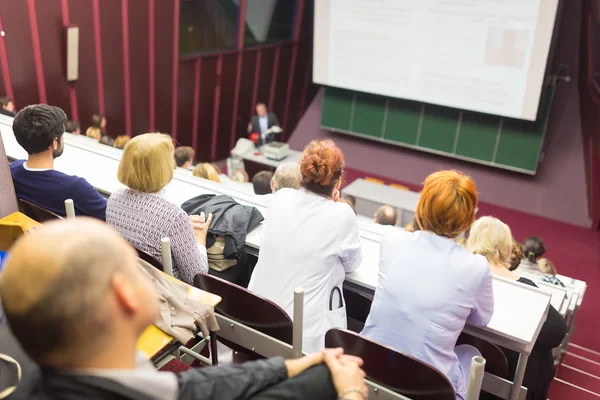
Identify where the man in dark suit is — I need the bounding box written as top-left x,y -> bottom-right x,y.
247,102 -> 280,135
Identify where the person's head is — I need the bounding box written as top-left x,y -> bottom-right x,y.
256,102 -> 267,118
211,163 -> 222,175
299,139 -> 345,197
86,127 -> 102,141
252,171 -> 274,195
509,239 -> 523,271
538,258 -> 557,276
270,162 -> 300,193
99,135 -> 115,147
466,216 -> 513,268
91,113 -> 106,130
0,97 -> 15,113
374,205 -> 398,226
13,104 -> 67,159
64,120 -> 81,135
118,133 -> 175,193
522,236 -> 546,263
415,170 -> 477,238
231,170 -> 249,183
174,146 -> 195,169
0,218 -> 158,368
193,163 -> 220,183
114,135 -> 131,149
404,217 -> 419,233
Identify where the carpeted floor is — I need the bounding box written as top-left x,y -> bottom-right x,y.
343,168 -> 600,398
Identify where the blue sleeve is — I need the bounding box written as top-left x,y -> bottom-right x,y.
69,178 -> 107,221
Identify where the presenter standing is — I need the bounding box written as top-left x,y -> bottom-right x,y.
247,102 -> 280,136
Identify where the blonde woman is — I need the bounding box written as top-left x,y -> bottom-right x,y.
193,163 -> 220,183
113,135 -> 131,149
466,216 -> 565,400
85,126 -> 101,141
106,133 -> 211,284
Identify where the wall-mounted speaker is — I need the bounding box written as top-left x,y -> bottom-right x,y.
66,25 -> 79,82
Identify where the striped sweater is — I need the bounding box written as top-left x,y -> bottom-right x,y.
106,188 -> 208,284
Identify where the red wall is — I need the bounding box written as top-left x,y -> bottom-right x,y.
0,0 -> 314,161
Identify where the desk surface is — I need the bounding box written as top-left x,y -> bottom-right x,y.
241,148 -> 303,168
0,116 -> 571,356
343,178 -> 421,211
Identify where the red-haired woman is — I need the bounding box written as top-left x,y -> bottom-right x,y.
248,139 -> 361,353
362,170 -> 494,400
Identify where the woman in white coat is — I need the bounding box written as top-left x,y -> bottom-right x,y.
248,140 -> 362,353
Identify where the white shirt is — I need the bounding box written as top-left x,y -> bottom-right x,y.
258,115 -> 268,134
248,188 -> 362,352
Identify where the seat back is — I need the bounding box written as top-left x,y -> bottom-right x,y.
343,286 -> 372,333
456,332 -> 508,378
325,329 -> 455,400
0,136 -> 17,219
193,273 -> 293,345
135,247 -> 164,272
17,199 -> 62,223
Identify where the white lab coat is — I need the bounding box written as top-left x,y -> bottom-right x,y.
248,188 -> 362,353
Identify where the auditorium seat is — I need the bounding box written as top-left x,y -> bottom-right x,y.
342,285 -> 372,333
0,136 -> 18,219
390,183 -> 409,191
325,329 -> 456,400
193,273 -> 293,358
17,199 -> 62,223
456,332 -> 508,378
135,247 -> 164,273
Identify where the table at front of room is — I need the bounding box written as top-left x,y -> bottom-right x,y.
0,116 -> 553,400
240,147 -> 303,179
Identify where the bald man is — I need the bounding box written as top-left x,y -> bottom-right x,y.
1,219 -> 366,400
374,205 -> 398,226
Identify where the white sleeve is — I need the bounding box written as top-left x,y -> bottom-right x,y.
338,209 -> 362,273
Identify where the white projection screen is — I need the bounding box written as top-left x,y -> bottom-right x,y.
313,0 -> 560,121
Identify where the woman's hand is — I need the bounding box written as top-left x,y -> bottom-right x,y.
190,212 -> 213,246
323,348 -> 368,400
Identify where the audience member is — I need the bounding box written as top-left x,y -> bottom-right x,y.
271,162 -> 300,192
64,120 -> 81,135
517,236 -> 547,276
466,217 -> 566,400
91,112 -> 107,134
0,97 -> 15,117
10,104 -> 107,220
252,171 -> 274,195
211,163 -> 222,175
85,126 -> 102,141
247,102 -> 280,136
539,258 -> 565,287
340,197 -> 357,215
362,170 -> 492,400
374,205 -> 397,226
248,140 -> 362,353
231,169 -> 249,183
113,134 -> 131,149
0,218 -> 368,400
193,163 -> 221,183
174,146 -> 195,169
509,239 -> 524,271
99,135 -> 115,147
106,133 -> 210,284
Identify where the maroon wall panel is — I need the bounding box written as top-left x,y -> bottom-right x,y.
98,0 -> 125,136
128,0 -> 150,136
216,53 -> 238,160
0,1 -> 39,108
153,0 -> 175,134
272,44 -> 293,129
176,60 -> 195,147
257,47 -> 275,109
36,0 -> 70,113
69,0 -> 98,128
196,56 -> 218,162
237,49 -> 257,142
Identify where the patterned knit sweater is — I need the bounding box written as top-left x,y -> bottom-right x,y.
106,188 -> 208,284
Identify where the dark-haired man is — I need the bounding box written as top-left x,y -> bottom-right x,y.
174,146 -> 195,169
0,97 -> 15,117
374,205 -> 398,226
247,103 -> 280,136
10,104 -> 107,220
252,171 -> 274,195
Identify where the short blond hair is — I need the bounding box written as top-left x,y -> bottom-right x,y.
114,135 -> 131,149
272,162 -> 300,192
86,127 -> 101,140
117,133 -> 174,193
193,163 -> 220,183
466,216 -> 513,267
538,258 -> 557,276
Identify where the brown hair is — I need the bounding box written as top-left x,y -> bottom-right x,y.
113,135 -> 131,149
416,170 -> 478,238
91,113 -> 105,129
538,258 -> 557,276
299,139 -> 345,197
509,239 -> 523,271
174,146 -> 195,167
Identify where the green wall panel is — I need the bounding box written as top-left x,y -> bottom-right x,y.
321,87 -> 354,130
455,113 -> 500,162
352,93 -> 387,138
384,98 -> 421,145
418,105 -> 459,153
